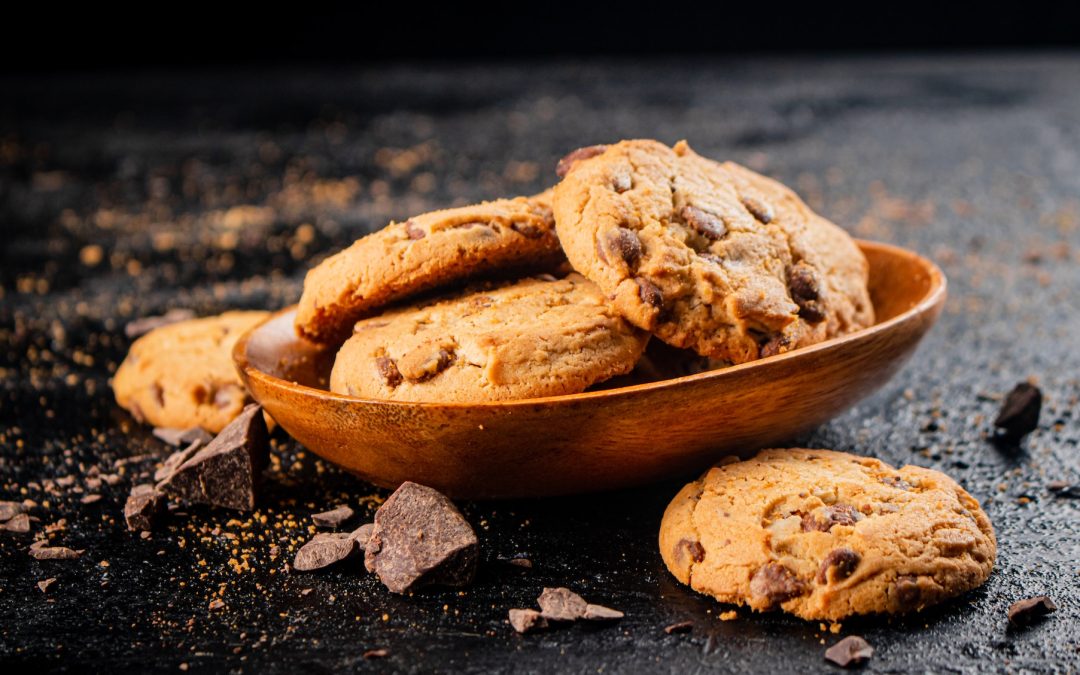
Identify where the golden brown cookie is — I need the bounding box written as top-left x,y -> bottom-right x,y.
659,449 -> 996,620
295,191 -> 563,345
552,140 -> 874,363
113,311 -> 269,433
329,274 -> 648,402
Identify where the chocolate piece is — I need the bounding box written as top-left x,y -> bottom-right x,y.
636,278 -> 664,309
556,145 -> 607,177
0,500 -> 26,521
817,548 -> 861,584
537,587 -> 588,621
508,608 -> 548,634
154,440 -> 205,482
759,334 -> 787,358
80,494 -> 102,505
312,505 -> 354,528
681,206 -> 727,240
894,575 -> 922,609
749,563 -> 807,605
156,404 -> 268,511
582,603 -> 624,621
363,649 -> 389,660
741,196 -> 774,224
506,557 -> 533,569
403,220 -> 425,240
602,227 -> 642,269
677,538 -> 705,564
28,541 -> 82,560
788,262 -> 825,323
349,523 -> 375,546
375,356 -> 404,388
1008,595 -> 1057,625
994,382 -> 1042,439
153,426 -> 213,447
510,221 -> 543,239
364,482 -> 478,594
124,309 -> 196,339
612,171 -> 632,193
664,620 -> 694,634
824,635 -> 874,667
801,504 -> 861,532
125,484 -> 164,532
293,532 -> 360,572
1047,481 -> 1080,498
2,513 -> 31,533
37,578 -> 57,593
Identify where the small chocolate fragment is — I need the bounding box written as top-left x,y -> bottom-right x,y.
2,513 -> 31,533
677,538 -> 705,564
759,334 -> 787,358
612,171 -> 632,193
0,500 -> 26,521
375,356 -> 404,388
582,603 -> 624,621
556,145 -> 607,177
1008,595 -> 1057,625
349,523 -> 375,546
817,548 -> 861,584
37,578 -> 57,593
363,649 -> 390,660
894,575 -> 922,609
537,587 -> 588,621
994,382 -> 1042,439
293,533 -> 360,572
125,309 -> 196,339
680,206 -> 727,240
506,557 -> 533,569
508,608 -> 548,634
741,196 -> 774,224
28,541 -> 82,560
156,404 -> 269,511
153,426 -> 213,447
154,440 -> 205,482
664,620 -> 694,634
788,262 -> 825,323
403,220 -> 425,240
312,505 -> 355,528
824,635 -> 874,667
364,482 -> 478,594
801,504 -> 861,533
749,563 -> 807,606
636,278 -> 664,309
125,484 -> 165,532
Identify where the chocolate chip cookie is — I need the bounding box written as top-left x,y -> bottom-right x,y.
659,449 -> 996,620
552,140 -> 874,363
296,191 -> 563,345
329,274 -> 648,402
113,311 -> 269,433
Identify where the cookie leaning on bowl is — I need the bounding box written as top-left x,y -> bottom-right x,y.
295,190 -> 564,345
659,449 -> 996,620
552,140 -> 874,363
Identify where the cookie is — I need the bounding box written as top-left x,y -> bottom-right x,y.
659,449 -> 996,620
296,191 -> 563,345
113,311 -> 269,433
329,274 -> 648,402
552,140 -> 874,363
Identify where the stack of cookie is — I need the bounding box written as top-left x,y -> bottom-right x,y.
297,139 -> 876,403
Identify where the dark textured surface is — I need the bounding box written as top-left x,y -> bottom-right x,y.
1,55 -> 1078,673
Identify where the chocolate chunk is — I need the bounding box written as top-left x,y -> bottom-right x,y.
894,575 -> 922,609
612,171 -> 632,193
601,227 -> 643,269
28,541 -> 82,560
664,620 -> 694,634
125,484 -> 164,531
37,578 -> 57,593
680,206 -> 727,240
636,278 -> 664,309
403,220 -> 425,240
349,522 -> 375,546
363,649 -> 389,660
125,309 -> 196,339
582,603 -> 624,621
555,145 -> 608,177
801,504 -> 861,532
759,334 -> 787,358
1008,595 -> 1057,625
312,505 -> 354,528
677,538 -> 705,564
0,500 -> 26,521
506,557 -> 533,569
293,532 -> 360,571
2,513 -> 31,532
788,262 -> 825,323
824,635 -> 874,667
538,587 -> 588,621
364,482 -> 478,594
749,563 -> 807,606
994,382 -> 1042,439
154,440 -> 204,482
817,547 -> 861,584
375,356 -> 404,388
156,404 -> 269,511
741,196 -> 774,224
510,221 -> 544,239
508,608 -> 548,634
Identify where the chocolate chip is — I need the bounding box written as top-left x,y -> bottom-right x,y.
612,171 -> 632,193
636,278 -> 664,309
824,635 -> 874,667
555,145 -> 608,177
293,532 -> 361,571
680,205 -> 727,240
28,541 -> 82,560
894,575 -> 922,609
37,578 -> 57,593
151,382 -> 166,408
505,557 -> 533,569
601,227 -> 642,269
881,475 -> 913,491
364,481 -> 478,594
2,513 -> 31,532
153,426 -> 213,447
311,505 -> 354,528
510,220 -> 544,239
156,404 -> 269,511
817,547 -> 861,584
801,504 -> 861,532
0,501 -> 25,522
508,608 -> 548,634
759,334 -> 787,358
125,309 -> 196,339
749,563 -> 807,606
124,484 -> 164,532
375,356 -> 403,388
1008,595 -> 1057,625
538,587 -> 588,621
677,538 -> 705,564
582,603 -> 624,621
788,262 -> 825,323
994,382 -> 1042,439
664,620 -> 694,634
741,196 -> 775,224
403,220 -> 425,240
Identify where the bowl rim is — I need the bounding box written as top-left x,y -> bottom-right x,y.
234,239 -> 946,410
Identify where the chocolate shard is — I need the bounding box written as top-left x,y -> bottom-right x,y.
582,603 -> 624,621
124,484 -> 165,532
37,578 -> 57,593
311,505 -> 355,528
664,620 -> 694,634
364,482 -> 478,594
750,563 -> 808,606
28,541 -> 83,560
994,382 -> 1042,439
824,635 -> 874,667
156,404 -> 269,511
537,587 -> 588,621
125,309 -> 196,339
349,523 -> 375,546
1008,595 -> 1057,625
508,608 -> 548,634
2,513 -> 31,533
153,426 -> 213,447
0,500 -> 26,522
293,532 -> 360,572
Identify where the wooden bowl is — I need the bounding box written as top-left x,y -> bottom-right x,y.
235,240 -> 945,499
